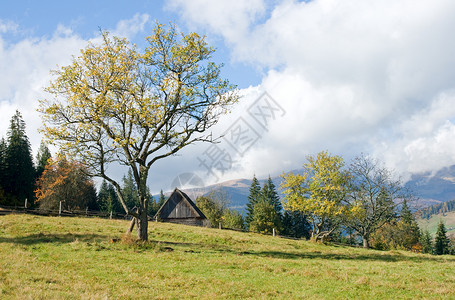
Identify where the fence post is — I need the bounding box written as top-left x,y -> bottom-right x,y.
24,198 -> 27,209
59,201 -> 62,216
273,228 -> 276,237
110,211 -> 113,219
219,222 -> 222,230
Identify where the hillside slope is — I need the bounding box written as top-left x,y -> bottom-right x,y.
1,214 -> 455,299
417,211 -> 455,237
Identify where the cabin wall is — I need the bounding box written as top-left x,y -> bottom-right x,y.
160,217 -> 209,227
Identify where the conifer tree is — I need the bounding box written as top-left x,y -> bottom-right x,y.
420,229 -> 433,254
434,221 -> 451,255
246,175 -> 261,227
122,169 -> 139,208
257,176 -> 282,232
148,194 -> 157,216
157,189 -> 166,208
0,138 -> 7,201
35,141 -> 52,180
4,111 -> 35,206
399,200 -> 421,250
98,180 -> 121,213
261,176 -> 282,215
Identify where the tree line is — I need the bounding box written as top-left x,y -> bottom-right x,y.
0,111 -> 166,217
416,199 -> 455,220
238,151 -> 454,254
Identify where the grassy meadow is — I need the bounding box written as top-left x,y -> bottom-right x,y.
1,214 -> 455,299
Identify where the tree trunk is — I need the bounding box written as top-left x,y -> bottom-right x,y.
135,167 -> 149,241
362,236 -> 370,248
136,208 -> 148,241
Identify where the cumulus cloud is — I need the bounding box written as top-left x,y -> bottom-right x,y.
0,26 -> 88,154
0,14 -> 151,157
166,0 -> 265,43
167,0 -> 455,180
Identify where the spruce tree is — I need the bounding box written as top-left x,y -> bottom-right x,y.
420,229 -> 433,254
434,221 -> 451,255
157,189 -> 166,208
399,200 -> 421,249
98,180 -> 122,213
4,111 -> 35,206
122,169 -> 138,208
246,175 -> 261,227
0,138 -> 7,200
261,176 -> 282,214
35,141 -> 52,180
258,176 -> 283,232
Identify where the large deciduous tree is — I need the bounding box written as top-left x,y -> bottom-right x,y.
39,24 -> 238,240
347,154 -> 404,248
281,151 -> 352,242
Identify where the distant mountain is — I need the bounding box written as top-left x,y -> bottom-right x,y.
176,165 -> 455,214
176,176 -> 283,213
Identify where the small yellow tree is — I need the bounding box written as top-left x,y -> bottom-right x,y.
281,151 -> 352,242
39,24 -> 238,241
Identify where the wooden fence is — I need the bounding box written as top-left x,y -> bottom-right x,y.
0,205 -> 129,220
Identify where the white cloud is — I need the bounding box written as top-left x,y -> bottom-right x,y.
374,92 -> 455,175
166,0 -> 265,44
0,14 -> 152,158
0,20 -> 18,34
0,27 -> 88,155
167,0 -> 455,180
113,13 -> 150,39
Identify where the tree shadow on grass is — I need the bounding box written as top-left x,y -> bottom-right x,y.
0,233 -> 110,245
152,239 -> 452,263
234,250 -> 453,263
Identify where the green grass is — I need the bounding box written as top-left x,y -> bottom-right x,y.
417,211 -> 455,236
1,214 -> 455,299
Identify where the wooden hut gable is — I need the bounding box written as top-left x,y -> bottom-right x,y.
156,188 -> 206,220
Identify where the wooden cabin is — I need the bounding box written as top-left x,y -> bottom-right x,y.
154,188 -> 210,227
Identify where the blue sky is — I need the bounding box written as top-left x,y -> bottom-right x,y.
1,0 -> 455,193
0,1 -> 261,87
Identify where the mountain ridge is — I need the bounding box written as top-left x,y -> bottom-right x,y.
174,165 -> 455,214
